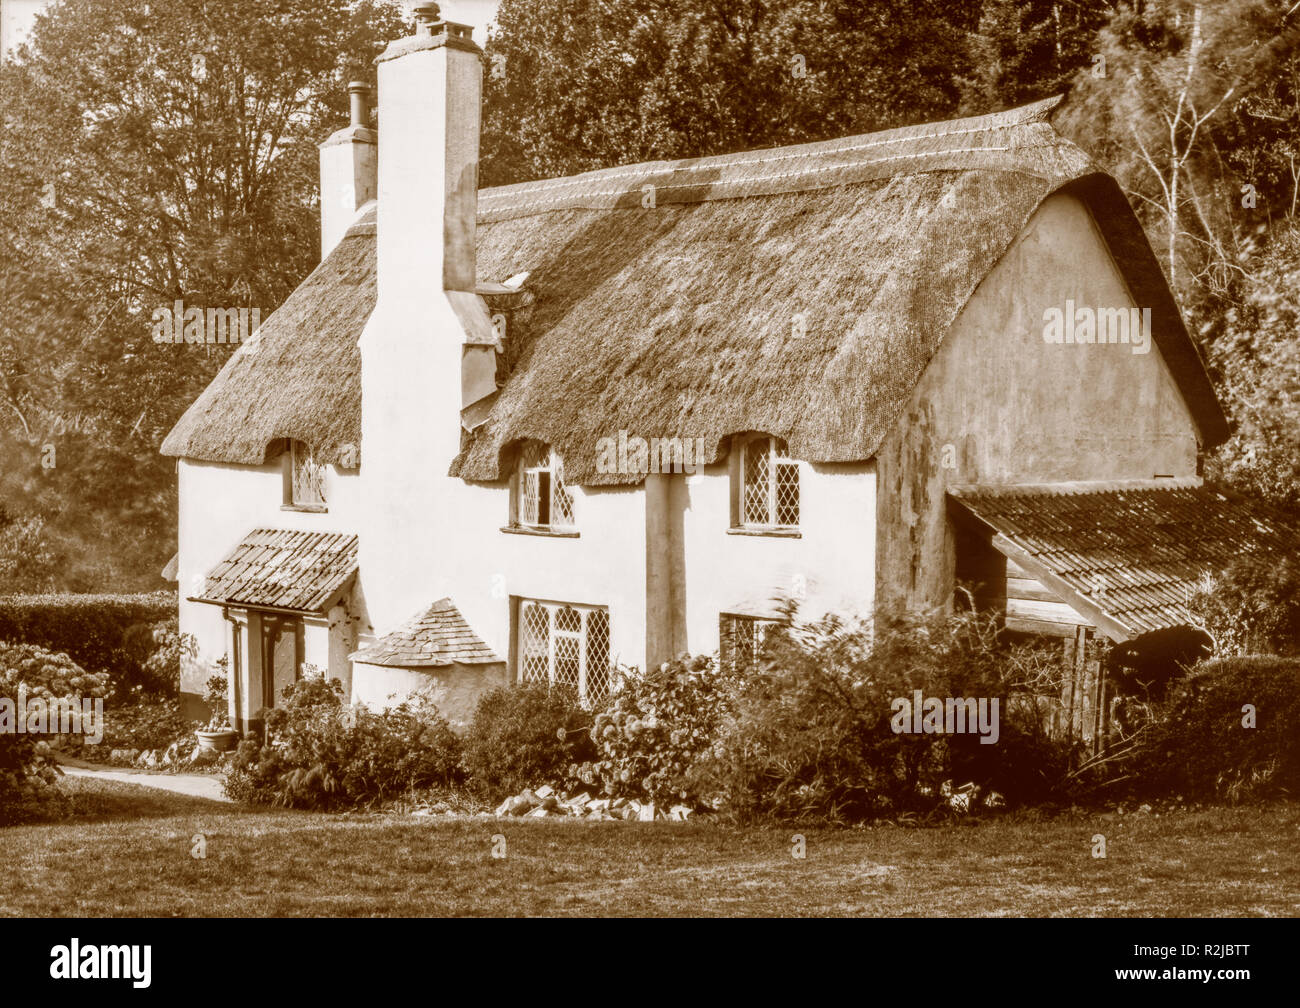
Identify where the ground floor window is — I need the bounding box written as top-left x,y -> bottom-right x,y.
517,599 -> 611,703
719,613 -> 780,675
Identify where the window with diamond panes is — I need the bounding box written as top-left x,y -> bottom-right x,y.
289,441 -> 327,507
515,600 -> 612,704
720,613 -> 778,675
517,441 -> 576,530
739,436 -> 798,529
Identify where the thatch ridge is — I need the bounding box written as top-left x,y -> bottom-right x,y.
162,98 -> 1229,479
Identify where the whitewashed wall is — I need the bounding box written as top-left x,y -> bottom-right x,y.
674,459 -> 877,654
175,457 -> 362,708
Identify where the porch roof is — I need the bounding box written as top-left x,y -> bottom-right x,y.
350,598 -> 501,668
948,479 -> 1300,642
191,528 -> 359,615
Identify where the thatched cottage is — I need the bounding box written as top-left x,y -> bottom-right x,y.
162,5 -> 1288,731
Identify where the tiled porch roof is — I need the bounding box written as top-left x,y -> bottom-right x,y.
350,598 -> 501,668
949,479 -> 1300,640
192,528 -> 358,614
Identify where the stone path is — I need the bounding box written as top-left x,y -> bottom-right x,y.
56,755 -> 232,803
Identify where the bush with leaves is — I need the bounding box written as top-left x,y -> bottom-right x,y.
0,594 -> 176,692
0,641 -> 110,704
583,655 -> 733,807
1188,553 -> 1300,657
1123,656 -> 1300,803
224,677 -> 463,809
462,683 -> 595,800
701,610 -> 1077,822
0,728 -> 61,825
95,695 -> 191,757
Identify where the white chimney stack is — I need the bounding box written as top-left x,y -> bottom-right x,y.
359,2 -> 487,633
318,81 -> 377,260
375,2 -> 481,292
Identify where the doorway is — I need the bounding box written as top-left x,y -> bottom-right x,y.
260,615 -> 303,710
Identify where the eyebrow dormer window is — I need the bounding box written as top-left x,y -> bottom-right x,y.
738,435 -> 798,529
515,441 -> 575,531
286,440 -> 327,510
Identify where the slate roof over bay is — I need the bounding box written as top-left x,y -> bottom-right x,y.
192,529 -> 359,614
949,480 -> 1300,640
349,598 -> 502,667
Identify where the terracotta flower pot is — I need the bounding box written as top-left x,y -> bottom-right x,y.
195,728 -> 239,753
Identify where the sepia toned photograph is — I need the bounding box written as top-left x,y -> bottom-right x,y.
0,0 -> 1295,965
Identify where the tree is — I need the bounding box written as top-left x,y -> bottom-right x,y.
0,0 -> 406,589
481,0 -> 977,187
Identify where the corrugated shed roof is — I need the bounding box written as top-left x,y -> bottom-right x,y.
162,97 -> 1229,479
949,480 -> 1300,640
349,597 -> 501,667
192,529 -> 359,614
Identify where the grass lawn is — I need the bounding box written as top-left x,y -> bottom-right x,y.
2,777 -> 1298,917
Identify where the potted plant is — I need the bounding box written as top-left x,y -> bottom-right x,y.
196,664 -> 238,753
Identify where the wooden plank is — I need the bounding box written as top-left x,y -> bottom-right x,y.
992,533 -> 1132,642
1008,597 -> 1091,626
1007,576 -> 1061,603
1005,615 -> 1081,638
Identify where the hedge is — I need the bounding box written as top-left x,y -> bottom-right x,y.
0,592 -> 177,690
1127,656 -> 1300,802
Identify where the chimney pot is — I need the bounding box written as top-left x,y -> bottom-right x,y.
347,81 -> 370,127
414,3 -> 441,35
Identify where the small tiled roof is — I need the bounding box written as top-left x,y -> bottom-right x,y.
949,479 -> 1300,641
350,598 -> 501,668
193,529 -> 358,614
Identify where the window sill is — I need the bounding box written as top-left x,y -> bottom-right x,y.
500,525 -> 580,539
727,526 -> 801,539
281,503 -> 328,514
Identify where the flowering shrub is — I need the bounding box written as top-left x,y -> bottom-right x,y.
583,655 -> 732,806
0,641 -> 110,702
462,683 -> 595,799
224,678 -> 463,809
0,594 -> 175,691
0,660 -> 71,823
0,729 -> 61,824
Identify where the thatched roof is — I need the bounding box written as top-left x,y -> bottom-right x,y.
160,209 -> 374,466
162,97 -> 1229,480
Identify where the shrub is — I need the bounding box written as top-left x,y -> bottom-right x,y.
0,730 -> 62,825
1188,554 -> 1300,657
585,655 -> 733,807
462,683 -> 595,799
96,696 -> 192,756
1124,656 -> 1300,802
0,659 -> 75,824
0,593 -> 177,692
703,609 -> 1077,822
0,641 -> 110,702
224,678 -> 463,809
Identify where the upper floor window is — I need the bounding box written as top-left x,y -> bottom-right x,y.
518,599 -> 611,704
515,440 -> 575,531
738,435 -> 799,529
285,440 -> 327,509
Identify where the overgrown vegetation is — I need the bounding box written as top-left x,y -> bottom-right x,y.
1125,656 -> 1300,802
1189,553 -> 1300,657
0,594 -> 178,692
225,678 -> 463,809
461,683 -> 594,800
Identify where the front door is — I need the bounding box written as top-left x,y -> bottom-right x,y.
260,616 -> 302,710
